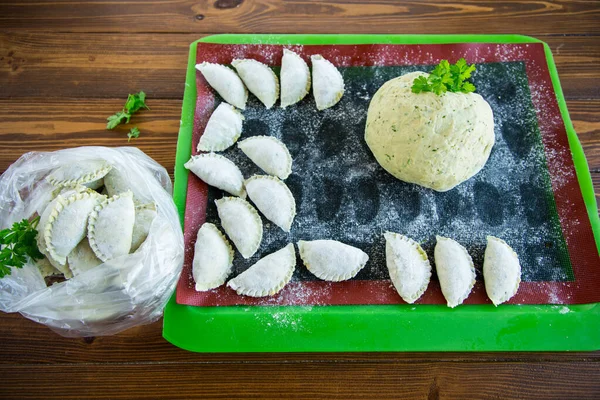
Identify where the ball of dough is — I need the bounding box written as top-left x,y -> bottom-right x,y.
364,71 -> 495,192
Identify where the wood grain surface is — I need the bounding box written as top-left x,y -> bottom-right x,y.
0,0 -> 599,399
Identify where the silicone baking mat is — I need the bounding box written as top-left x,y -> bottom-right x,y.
164,35 -> 600,352
176,41 -> 599,308
177,43 -> 600,306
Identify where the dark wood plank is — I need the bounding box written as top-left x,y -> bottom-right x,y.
0,0 -> 598,35
2,312 -> 600,365
0,33 -> 599,100
0,98 -> 181,176
1,361 -> 600,400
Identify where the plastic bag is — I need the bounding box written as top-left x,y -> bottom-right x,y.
0,146 -> 184,337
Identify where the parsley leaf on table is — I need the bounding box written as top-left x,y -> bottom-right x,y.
0,217 -> 44,278
125,91 -> 150,114
127,126 -> 140,142
411,58 -> 477,95
106,91 -> 149,130
106,110 -> 130,130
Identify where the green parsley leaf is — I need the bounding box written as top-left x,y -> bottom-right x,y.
106,91 -> 149,131
125,91 -> 150,114
0,217 -> 43,278
411,58 -> 477,96
106,110 -> 131,130
127,126 -> 140,142
411,76 -> 431,94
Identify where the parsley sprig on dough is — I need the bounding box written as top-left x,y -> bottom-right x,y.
412,59 -> 476,95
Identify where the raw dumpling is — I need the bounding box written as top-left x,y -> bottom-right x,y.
280,49 -> 311,108
434,236 -> 476,308
196,62 -> 247,110
215,197 -> 263,259
67,238 -> 103,277
232,59 -> 279,109
298,240 -> 368,281
88,191 -> 136,262
245,175 -> 296,232
311,54 -> 344,111
46,160 -> 112,190
384,232 -> 431,304
227,243 -> 296,297
483,236 -> 521,306
35,257 -> 62,278
104,169 -> 131,198
192,223 -> 234,291
238,136 -> 292,180
184,153 -> 246,198
130,203 -> 157,252
198,103 -> 244,152
40,190 -> 103,273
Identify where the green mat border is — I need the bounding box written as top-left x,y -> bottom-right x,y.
164,34 -> 600,352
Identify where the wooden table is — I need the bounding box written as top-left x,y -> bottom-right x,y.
1,1 -> 599,398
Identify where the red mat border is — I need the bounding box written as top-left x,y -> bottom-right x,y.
176,42 -> 600,306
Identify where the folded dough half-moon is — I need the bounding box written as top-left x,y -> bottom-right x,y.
215,196 -> 263,259
88,191 -> 136,262
67,238 -> 103,277
483,236 -> 521,306
311,54 -> 344,110
227,243 -> 296,297
232,58 -> 279,109
46,160 -> 112,190
198,102 -> 244,152
384,232 -> 431,304
193,223 -> 234,291
184,153 -> 246,198
245,175 -> 296,232
298,239 -> 368,281
434,236 -> 476,308
42,190 -> 104,272
280,49 -> 311,108
238,136 -> 293,180
196,62 -> 248,110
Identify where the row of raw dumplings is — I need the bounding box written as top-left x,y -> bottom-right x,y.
193,226 -> 521,306
193,226 -> 369,296
386,233 -> 522,307
35,161 -> 156,280
196,49 -> 345,111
